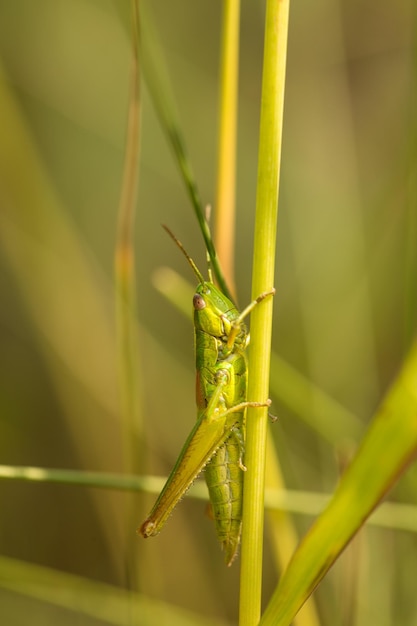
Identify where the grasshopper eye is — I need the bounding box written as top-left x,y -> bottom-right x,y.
193,294 -> 206,310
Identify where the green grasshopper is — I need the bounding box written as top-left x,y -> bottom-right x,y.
139,227 -> 274,566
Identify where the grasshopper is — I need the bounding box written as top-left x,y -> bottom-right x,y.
139,227 -> 274,566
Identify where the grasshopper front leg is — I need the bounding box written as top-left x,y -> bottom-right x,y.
225,288 -> 276,353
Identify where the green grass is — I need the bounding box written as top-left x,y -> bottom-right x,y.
0,1 -> 416,625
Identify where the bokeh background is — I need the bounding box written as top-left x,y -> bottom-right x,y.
0,1 -> 416,624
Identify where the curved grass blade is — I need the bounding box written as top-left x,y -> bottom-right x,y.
260,338 -> 417,625
138,7 -> 232,301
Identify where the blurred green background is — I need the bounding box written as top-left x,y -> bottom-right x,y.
0,0 -> 416,624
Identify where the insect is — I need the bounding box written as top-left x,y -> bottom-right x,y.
139,226 -> 274,565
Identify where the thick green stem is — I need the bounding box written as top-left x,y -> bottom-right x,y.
239,1 -> 290,624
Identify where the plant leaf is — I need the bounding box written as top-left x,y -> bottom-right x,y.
260,339 -> 417,625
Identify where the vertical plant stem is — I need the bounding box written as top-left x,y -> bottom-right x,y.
239,1 -> 290,624
214,0 -> 240,298
115,0 -> 142,473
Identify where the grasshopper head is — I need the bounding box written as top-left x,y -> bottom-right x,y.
162,226 -> 239,337
193,282 -> 238,337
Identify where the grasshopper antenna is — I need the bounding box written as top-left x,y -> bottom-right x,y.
162,224 -> 205,284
